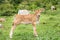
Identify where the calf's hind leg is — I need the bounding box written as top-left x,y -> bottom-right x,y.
9,20 -> 20,38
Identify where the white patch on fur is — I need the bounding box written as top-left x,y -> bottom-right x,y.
21,22 -> 32,24
20,21 -> 39,24
18,10 -> 31,15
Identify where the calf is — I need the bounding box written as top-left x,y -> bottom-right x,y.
9,9 -> 43,38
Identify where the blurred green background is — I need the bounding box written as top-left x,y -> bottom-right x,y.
0,0 -> 60,16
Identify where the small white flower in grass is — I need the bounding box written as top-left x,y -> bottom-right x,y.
0,24 -> 3,28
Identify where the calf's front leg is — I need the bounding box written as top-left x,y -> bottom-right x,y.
32,22 -> 38,37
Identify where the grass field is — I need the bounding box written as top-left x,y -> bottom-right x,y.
0,9 -> 60,40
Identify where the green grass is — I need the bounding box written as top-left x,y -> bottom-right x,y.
0,9 -> 60,40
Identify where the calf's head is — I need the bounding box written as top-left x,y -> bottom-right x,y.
35,8 -> 44,16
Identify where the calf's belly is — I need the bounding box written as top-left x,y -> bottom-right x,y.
20,21 -> 39,24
